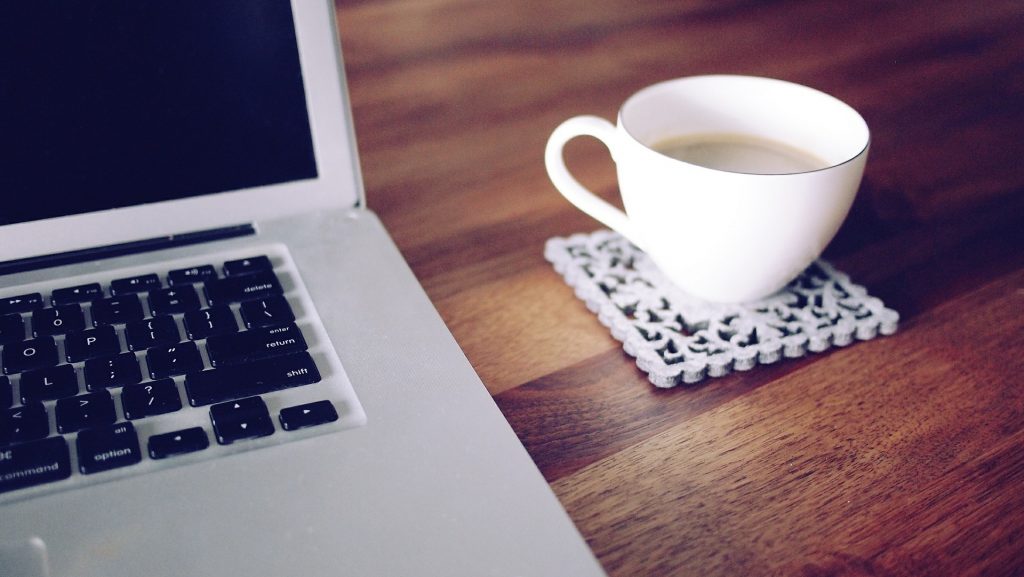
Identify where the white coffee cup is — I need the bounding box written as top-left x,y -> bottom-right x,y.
545,75 -> 869,303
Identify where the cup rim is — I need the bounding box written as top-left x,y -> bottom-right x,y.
619,74 -> 870,176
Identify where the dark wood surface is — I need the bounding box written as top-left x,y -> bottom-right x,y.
334,1 -> 1024,575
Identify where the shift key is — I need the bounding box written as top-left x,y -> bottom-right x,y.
0,437 -> 72,494
185,352 -> 321,406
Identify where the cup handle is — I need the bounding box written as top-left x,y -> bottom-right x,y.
544,115 -> 644,249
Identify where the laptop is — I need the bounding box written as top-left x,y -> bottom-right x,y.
0,2 -> 606,576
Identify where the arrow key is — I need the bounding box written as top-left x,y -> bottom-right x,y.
210,396 -> 274,445
148,427 -> 209,459
279,400 -> 338,431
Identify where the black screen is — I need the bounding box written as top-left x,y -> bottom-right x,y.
0,1 -> 317,226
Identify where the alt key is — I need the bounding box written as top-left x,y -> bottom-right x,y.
76,422 -> 142,475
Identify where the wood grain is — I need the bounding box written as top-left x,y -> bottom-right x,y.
553,270 -> 1024,576
334,0 -> 1024,574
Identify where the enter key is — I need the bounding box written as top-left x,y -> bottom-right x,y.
206,323 -> 308,367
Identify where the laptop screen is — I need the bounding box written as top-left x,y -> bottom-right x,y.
0,1 -> 317,227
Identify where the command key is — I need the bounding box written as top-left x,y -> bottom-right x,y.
0,437 -> 71,494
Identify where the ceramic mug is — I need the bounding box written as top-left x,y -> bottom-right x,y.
545,75 -> 869,303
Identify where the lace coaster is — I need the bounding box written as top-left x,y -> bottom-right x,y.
545,230 -> 899,388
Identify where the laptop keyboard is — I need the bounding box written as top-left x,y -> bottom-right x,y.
0,245 -> 366,501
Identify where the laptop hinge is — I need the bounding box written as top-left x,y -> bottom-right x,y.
0,224 -> 256,277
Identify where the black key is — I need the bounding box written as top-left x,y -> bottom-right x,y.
240,296 -> 295,329
52,283 -> 103,305
206,323 -> 307,367
76,422 -> 142,474
0,293 -> 44,315
0,377 -> 10,408
148,427 -> 209,459
91,295 -> 145,326
20,364 -> 78,403
0,437 -> 71,494
64,325 -> 121,363
125,316 -> 180,351
0,403 -> 49,444
204,270 -> 283,306
122,378 -> 182,419
223,255 -> 273,276
2,336 -> 59,375
210,396 -> 274,444
279,400 -> 338,431
110,274 -> 161,295
84,353 -> 143,390
55,390 -> 117,434
146,342 -> 203,379
185,352 -> 321,406
183,306 -> 238,340
32,305 -> 85,337
0,313 -> 25,345
148,286 -> 201,316
168,265 -> 217,286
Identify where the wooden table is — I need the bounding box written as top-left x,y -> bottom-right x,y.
334,1 -> 1024,575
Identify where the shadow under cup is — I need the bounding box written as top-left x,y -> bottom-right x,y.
614,75 -> 870,302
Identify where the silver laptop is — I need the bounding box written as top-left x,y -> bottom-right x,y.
0,2 -> 605,576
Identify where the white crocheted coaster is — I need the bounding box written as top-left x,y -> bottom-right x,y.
545,230 -> 899,387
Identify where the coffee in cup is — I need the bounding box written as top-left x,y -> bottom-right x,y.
650,133 -> 830,174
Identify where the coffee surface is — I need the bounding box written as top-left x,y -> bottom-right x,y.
651,133 -> 828,174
